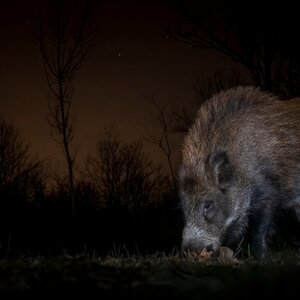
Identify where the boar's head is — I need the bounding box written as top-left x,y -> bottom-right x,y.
179,149 -> 244,253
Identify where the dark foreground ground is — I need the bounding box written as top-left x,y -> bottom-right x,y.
1,251 -> 300,299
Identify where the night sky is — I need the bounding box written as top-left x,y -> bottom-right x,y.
0,0 -> 228,174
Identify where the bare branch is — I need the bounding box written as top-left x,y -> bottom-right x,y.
147,97 -> 177,188
36,0 -> 96,215
167,1 -> 300,97
85,127 -> 169,211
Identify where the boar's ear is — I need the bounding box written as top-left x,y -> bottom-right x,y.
210,151 -> 234,190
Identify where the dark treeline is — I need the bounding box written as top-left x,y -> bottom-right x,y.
0,119 -> 183,257
0,0 -> 186,258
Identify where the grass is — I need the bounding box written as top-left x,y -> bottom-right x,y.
0,248 -> 300,298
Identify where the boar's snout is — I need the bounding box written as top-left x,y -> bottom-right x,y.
181,222 -> 216,253
181,239 -> 214,253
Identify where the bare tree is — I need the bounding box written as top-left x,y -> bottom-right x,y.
167,1 -> 300,98
85,127 -> 170,211
0,115 -> 42,201
37,0 -> 96,215
147,99 -> 178,189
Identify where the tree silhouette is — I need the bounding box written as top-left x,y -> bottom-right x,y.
37,0 -> 96,215
85,127 -> 170,212
0,114 -> 44,256
168,0 -> 300,98
147,98 -> 178,189
0,115 -> 42,201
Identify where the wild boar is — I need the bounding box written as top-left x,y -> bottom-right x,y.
179,86 -> 300,258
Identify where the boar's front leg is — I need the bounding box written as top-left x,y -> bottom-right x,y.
248,210 -> 274,259
220,213 -> 273,259
220,215 -> 248,254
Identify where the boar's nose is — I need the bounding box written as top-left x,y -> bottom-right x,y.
181,241 -> 201,251
182,239 -> 213,253
181,239 -> 195,251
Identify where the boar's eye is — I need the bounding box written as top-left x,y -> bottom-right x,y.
203,200 -> 215,221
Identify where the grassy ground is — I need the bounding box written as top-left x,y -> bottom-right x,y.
1,250 -> 300,299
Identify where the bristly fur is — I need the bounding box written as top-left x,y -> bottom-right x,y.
179,86 -> 300,258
